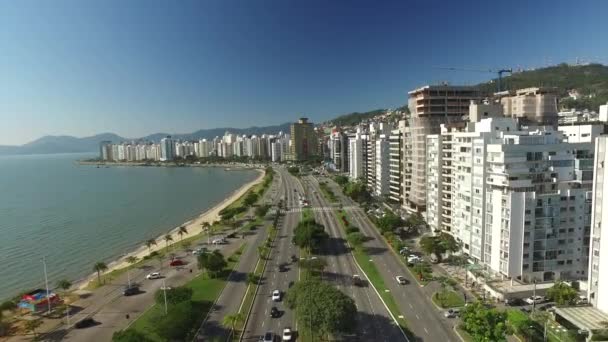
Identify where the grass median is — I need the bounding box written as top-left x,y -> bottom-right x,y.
127,243 -> 246,342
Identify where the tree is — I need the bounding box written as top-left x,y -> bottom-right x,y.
24,318 -> 43,338
346,232 -> 366,247
255,204 -> 271,218
439,233 -> 460,255
222,312 -> 244,333
56,279 -> 72,293
243,191 -> 259,207
292,218 -> 328,253
93,262 -> 108,284
112,329 -> 154,342
333,175 -> 349,186
164,234 -> 173,251
286,280 -> 356,336
299,258 -> 327,279
155,286 -> 193,306
376,211 -> 404,233
145,239 -> 157,254
247,273 -> 261,284
153,301 -> 195,341
257,246 -> 270,260
126,256 -> 139,267
343,180 -> 371,203
460,302 -> 510,342
547,281 -> 578,305
197,250 -> 227,278
177,226 -> 188,243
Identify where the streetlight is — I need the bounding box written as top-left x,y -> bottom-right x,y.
42,256 -> 52,314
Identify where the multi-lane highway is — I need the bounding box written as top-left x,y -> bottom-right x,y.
322,176 -> 458,342
302,175 -> 407,341
241,168 -> 302,341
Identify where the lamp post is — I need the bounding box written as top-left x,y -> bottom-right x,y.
42,256 -> 52,314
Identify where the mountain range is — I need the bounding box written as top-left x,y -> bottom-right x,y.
0,123 -> 291,156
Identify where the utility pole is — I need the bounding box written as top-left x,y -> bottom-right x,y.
42,256 -> 52,314
162,279 -> 168,315
532,279 -> 537,313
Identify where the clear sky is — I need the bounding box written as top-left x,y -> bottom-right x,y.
1,0 -> 607,145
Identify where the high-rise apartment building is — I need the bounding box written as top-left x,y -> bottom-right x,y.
99,141 -> 112,161
498,87 -> 559,127
289,118 -> 318,161
389,121 -> 405,203
160,136 -> 174,161
589,136 -> 608,311
349,131 -> 367,180
403,85 -> 482,213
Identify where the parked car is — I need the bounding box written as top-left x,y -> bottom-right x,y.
272,290 -> 281,301
270,307 -> 280,318
504,298 -> 525,306
539,304 -> 555,311
352,274 -> 363,287
524,296 -> 546,305
146,272 -> 161,280
395,276 -> 408,285
261,332 -> 274,342
123,285 -> 139,296
407,255 -> 421,265
444,308 -> 460,318
282,328 -> 293,341
75,318 -> 96,329
170,259 -> 185,266
577,296 -> 589,305
212,238 -> 226,245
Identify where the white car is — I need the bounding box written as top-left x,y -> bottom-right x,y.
212,238 -> 226,245
395,276 -> 408,285
282,328 -> 293,341
146,272 -> 161,280
524,296 -> 545,305
444,308 -> 460,318
272,290 -> 281,301
407,255 -> 421,264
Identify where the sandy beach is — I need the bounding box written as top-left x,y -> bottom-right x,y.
77,168 -> 265,290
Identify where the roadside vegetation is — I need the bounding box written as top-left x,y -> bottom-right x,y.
318,181 -> 338,203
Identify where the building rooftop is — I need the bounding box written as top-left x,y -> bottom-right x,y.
555,306 -> 608,331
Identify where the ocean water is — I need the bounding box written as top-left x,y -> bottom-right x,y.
0,153 -> 258,300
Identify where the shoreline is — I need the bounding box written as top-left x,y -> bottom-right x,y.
75,168 -> 265,291
77,160 -> 264,169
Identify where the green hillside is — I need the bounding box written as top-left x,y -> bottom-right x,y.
478,63 -> 608,110
328,109 -> 387,126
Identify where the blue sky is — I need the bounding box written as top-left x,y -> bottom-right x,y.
1,0 -> 607,145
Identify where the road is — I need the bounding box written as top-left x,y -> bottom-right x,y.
195,168 -> 286,341
43,170 -> 281,342
322,176 -> 458,342
242,168 -> 302,341
302,175 -> 406,341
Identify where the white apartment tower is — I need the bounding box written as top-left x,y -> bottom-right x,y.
160,136 -> 174,161
589,136 -> 608,311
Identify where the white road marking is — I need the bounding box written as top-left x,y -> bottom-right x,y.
424,327 -> 429,334
416,314 -> 420,320
409,303 -> 413,309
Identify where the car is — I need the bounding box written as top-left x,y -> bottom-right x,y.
123,286 -> 139,296
270,306 -> 280,318
290,255 -> 297,262
399,247 -> 410,256
352,274 -> 363,287
282,328 -> 293,341
396,276 -> 408,285
444,308 -> 460,318
212,238 -> 226,245
539,304 -> 554,311
170,259 -> 185,266
520,307 -> 532,314
407,255 -> 421,265
524,296 -> 546,305
504,298 -> 525,306
192,247 -> 208,255
146,272 -> 161,280
577,296 -> 589,305
261,332 -> 274,342
278,264 -> 287,272
272,290 -> 281,301
74,318 -> 96,329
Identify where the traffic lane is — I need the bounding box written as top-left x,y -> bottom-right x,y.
308,181 -> 403,342
348,209 -> 456,342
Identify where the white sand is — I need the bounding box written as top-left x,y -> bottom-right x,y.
77,168 -> 265,289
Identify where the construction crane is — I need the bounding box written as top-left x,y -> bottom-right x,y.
435,67 -> 513,92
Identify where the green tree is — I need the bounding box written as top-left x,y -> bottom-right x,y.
177,226 -> 188,243
56,279 -> 72,293
343,180 -> 371,203
333,175 -> 349,186
547,281 -> 578,305
145,239 -> 157,254
243,191 -> 259,207
257,246 -> 270,260
246,273 -> 261,284
153,301 -> 195,341
292,218 -> 328,253
221,312 -> 244,334
346,232 -> 367,247
376,211 -> 404,233
93,262 -> 108,284
126,256 -> 139,267
154,286 -> 193,306
286,280 -> 356,336
460,302 -> 510,342
420,236 -> 446,260
164,234 -> 173,251
255,204 -> 271,218
299,258 -> 327,279
112,329 -> 154,342
24,318 -> 43,338
197,250 -> 227,278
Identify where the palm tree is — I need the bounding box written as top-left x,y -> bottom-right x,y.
93,262 -> 108,284
222,312 -> 244,336
126,256 -> 139,267
177,226 -> 188,243
164,234 -> 173,251
145,239 -> 157,254
56,279 -> 72,293
202,222 -> 211,244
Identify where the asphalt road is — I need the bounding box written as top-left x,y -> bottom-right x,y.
242,168 -> 301,341
322,176 -> 458,342
195,170 -> 285,341
302,175 -> 406,342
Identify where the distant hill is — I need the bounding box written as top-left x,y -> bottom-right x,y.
0,123 -> 291,156
327,109 -> 387,127
477,63 -> 608,110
